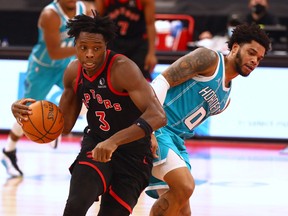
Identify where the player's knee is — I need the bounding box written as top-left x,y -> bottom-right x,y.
171,180 -> 195,202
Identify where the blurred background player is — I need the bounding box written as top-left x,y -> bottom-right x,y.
1,0 -> 94,178
95,0 -> 157,81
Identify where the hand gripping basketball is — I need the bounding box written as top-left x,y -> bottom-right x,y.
22,100 -> 64,143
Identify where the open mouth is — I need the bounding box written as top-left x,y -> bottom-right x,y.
84,62 -> 95,69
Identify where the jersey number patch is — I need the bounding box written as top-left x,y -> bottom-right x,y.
184,107 -> 206,130
96,111 -> 110,131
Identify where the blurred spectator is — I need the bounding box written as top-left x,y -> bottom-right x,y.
198,0 -> 279,42
245,0 -> 279,25
196,14 -> 243,54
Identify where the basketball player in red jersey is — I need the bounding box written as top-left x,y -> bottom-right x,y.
10,11 -> 166,216
95,0 -> 157,81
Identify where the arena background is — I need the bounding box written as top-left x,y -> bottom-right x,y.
0,0 -> 287,141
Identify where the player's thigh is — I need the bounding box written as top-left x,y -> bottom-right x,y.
164,166 -> 194,191
152,148 -> 187,181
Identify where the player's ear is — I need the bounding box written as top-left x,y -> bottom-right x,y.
231,43 -> 240,55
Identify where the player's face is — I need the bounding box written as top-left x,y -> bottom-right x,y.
75,32 -> 107,76
234,41 -> 265,77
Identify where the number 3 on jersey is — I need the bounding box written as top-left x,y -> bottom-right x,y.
96,111 -> 110,131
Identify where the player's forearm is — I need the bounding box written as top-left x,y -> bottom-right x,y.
48,47 -> 76,60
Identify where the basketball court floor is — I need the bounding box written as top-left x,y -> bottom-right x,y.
1,134 -> 288,216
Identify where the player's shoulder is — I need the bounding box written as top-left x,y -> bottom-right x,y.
111,53 -> 143,81
189,47 -> 218,64
112,53 -> 135,68
181,47 -> 219,76
40,3 -> 61,21
68,58 -> 80,69
193,47 -> 217,56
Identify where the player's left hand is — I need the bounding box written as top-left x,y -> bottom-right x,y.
151,133 -> 159,158
92,140 -> 118,162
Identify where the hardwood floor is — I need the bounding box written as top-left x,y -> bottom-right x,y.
1,134 -> 288,216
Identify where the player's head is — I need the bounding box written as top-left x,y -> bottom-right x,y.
227,23 -> 271,54
66,10 -> 117,45
66,11 -> 118,73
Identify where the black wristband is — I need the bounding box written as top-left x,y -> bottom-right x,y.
134,118 -> 153,136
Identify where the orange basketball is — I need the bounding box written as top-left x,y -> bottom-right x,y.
22,100 -> 64,144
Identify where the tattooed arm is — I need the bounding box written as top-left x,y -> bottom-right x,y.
150,47 -> 218,105
163,47 -> 218,87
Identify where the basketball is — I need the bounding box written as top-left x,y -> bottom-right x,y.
22,100 -> 64,144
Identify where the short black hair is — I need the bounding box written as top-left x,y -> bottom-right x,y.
66,10 -> 117,44
227,23 -> 271,54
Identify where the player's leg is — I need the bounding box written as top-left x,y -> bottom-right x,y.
152,190 -> 191,216
147,128 -> 195,216
179,201 -> 191,216
98,192 -> 131,216
63,133 -> 113,216
1,122 -> 24,177
98,139 -> 153,216
149,149 -> 195,216
63,163 -> 107,216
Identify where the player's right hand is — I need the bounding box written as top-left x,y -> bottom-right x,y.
92,140 -> 117,163
11,98 -> 36,126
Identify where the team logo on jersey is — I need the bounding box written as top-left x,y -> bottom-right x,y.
98,78 -> 107,89
215,78 -> 221,84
